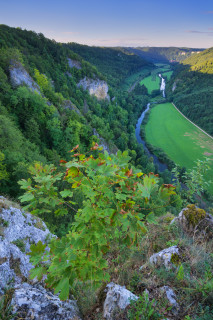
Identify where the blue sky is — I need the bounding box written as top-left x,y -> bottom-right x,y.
0,0 -> 213,48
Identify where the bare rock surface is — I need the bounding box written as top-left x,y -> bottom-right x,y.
12,282 -> 81,320
149,246 -> 180,269
9,61 -> 40,93
160,286 -> 180,316
0,197 -> 81,319
78,77 -> 110,100
103,282 -> 138,319
67,57 -> 82,70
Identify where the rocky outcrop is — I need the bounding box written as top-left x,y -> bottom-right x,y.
103,282 -> 138,320
9,61 -> 40,93
149,246 -> 180,269
171,205 -> 213,240
67,58 -> 82,70
12,282 -> 81,320
77,77 -> 110,101
93,129 -> 118,154
0,197 -> 81,319
62,100 -> 82,116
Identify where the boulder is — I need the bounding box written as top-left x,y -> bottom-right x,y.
77,77 -> 110,101
103,282 -> 138,319
9,61 -> 40,93
12,282 -> 81,320
149,246 -> 180,269
171,205 -> 213,240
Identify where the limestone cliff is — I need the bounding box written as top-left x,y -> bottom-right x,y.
9,61 -> 40,93
78,77 -> 110,101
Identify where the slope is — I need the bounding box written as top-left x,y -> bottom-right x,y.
167,47 -> 213,136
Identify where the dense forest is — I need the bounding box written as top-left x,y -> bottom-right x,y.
65,43 -> 152,87
1,25 -> 178,234
127,47 -> 203,63
167,47 -> 213,135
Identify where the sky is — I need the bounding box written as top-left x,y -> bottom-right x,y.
0,0 -> 213,48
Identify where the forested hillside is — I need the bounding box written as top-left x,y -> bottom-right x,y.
66,43 -> 152,87
128,47 -> 203,63
0,25 -> 155,204
167,47 -> 213,135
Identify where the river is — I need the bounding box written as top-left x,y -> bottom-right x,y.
135,74 -> 168,172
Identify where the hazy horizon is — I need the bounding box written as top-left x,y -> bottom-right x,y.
1,0 -> 213,48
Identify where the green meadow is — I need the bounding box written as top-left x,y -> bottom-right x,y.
140,64 -> 172,94
145,103 -> 213,192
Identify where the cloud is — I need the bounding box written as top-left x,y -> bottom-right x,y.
204,11 -> 213,14
185,30 -> 213,36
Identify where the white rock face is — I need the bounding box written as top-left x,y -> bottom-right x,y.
0,197 -> 81,319
149,246 -> 179,269
78,77 -> 110,101
103,282 -> 138,319
9,61 -> 40,93
67,57 -> 82,70
12,282 -> 81,320
160,286 -> 179,316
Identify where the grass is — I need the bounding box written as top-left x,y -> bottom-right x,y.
140,75 -> 161,94
144,103 -> 213,192
139,63 -> 171,94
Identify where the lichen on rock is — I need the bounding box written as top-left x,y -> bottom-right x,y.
149,246 -> 180,269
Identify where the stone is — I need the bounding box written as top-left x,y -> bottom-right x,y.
12,282 -> 81,320
103,282 -> 138,319
160,286 -> 179,316
77,77 -> 110,101
149,246 -> 180,269
67,58 -> 82,70
0,197 -> 81,318
171,205 -> 213,240
9,61 -> 40,93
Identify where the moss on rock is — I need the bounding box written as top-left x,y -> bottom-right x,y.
183,204 -> 206,227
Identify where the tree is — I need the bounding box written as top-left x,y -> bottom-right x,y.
19,146 -> 175,300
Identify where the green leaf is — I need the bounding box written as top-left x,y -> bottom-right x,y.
60,190 -> 73,198
146,212 -> 158,225
137,220 -> 148,233
54,277 -> 70,300
19,192 -> 34,202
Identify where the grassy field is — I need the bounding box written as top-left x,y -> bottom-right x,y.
140,64 -> 172,94
145,103 -> 213,192
162,70 -> 173,80
140,75 -> 161,94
